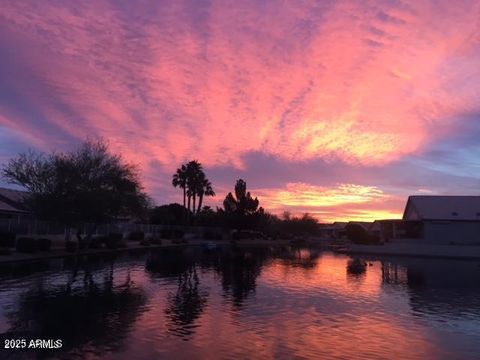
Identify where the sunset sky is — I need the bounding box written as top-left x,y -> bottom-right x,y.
0,0 -> 479,222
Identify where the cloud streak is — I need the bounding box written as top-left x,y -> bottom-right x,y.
1,0 -> 480,219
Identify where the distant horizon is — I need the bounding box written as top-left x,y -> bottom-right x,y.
1,1 -> 479,223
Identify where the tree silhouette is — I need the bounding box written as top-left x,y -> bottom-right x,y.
196,175 -> 215,214
172,164 -> 188,210
172,160 -> 215,220
3,261 -> 147,357
2,139 -> 149,242
185,160 -> 203,216
223,179 -> 262,230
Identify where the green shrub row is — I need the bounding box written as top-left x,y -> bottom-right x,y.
16,237 -> 52,253
0,232 -> 16,248
128,231 -> 145,241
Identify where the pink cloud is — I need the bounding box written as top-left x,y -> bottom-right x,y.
1,0 -> 480,217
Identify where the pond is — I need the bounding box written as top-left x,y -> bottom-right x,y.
0,246 -> 479,359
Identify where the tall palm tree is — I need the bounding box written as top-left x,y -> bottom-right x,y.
185,160 -> 203,216
197,176 -> 215,213
172,164 -> 187,209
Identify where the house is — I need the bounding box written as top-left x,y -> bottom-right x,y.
319,221 -> 372,239
402,196 -> 480,245
319,222 -> 348,239
0,187 -> 30,221
369,219 -> 422,242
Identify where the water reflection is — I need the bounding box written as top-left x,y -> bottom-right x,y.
0,248 -> 479,359
2,258 -> 147,358
146,251 -> 208,339
379,258 -> 480,322
215,247 -> 268,308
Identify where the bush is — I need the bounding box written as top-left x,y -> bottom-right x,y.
108,233 -> 123,242
37,238 -> 52,252
0,247 -> 12,255
172,229 -> 184,239
117,241 -> 127,248
140,239 -> 151,246
150,238 -> 162,245
128,231 -> 145,241
203,231 -> 222,240
160,229 -> 172,239
105,238 -> 118,249
66,241 -> 77,252
16,237 -> 39,253
104,233 -> 124,249
0,232 -> 16,248
345,224 -> 380,245
89,237 -> 104,249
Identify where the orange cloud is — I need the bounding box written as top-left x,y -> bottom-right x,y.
254,182 -> 403,222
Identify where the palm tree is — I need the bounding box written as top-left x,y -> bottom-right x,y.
172,165 -> 187,209
196,175 -> 215,213
173,160 -> 214,220
185,160 -> 203,216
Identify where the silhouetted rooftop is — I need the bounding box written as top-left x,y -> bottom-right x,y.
403,196 -> 480,221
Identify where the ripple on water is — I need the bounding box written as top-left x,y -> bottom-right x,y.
0,249 -> 479,359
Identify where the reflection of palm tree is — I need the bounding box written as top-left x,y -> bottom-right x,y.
165,266 -> 208,339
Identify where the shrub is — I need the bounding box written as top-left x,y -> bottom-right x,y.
203,231 -> 222,240
0,247 -> 12,256
0,232 -> 16,248
16,237 -> 39,253
104,233 -> 124,249
108,233 -> 123,242
128,231 -> 145,241
105,238 -> 118,249
37,238 -> 52,252
172,229 -> 184,239
89,237 -> 104,249
140,239 -> 151,246
160,229 -> 172,239
66,241 -> 77,252
117,241 -> 127,248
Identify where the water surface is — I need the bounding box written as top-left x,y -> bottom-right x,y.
0,246 -> 479,359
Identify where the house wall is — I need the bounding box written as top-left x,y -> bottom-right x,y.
423,221 -> 480,245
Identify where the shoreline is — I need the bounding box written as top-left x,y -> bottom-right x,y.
336,243 -> 480,261
0,239 -> 299,264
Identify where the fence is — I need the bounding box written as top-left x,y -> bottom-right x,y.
0,218 -> 224,237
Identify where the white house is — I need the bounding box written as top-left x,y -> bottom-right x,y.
403,196 -> 480,245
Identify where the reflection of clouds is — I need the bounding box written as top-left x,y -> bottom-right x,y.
1,249 -> 479,358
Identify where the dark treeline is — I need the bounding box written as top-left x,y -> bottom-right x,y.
1,139 -> 319,242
